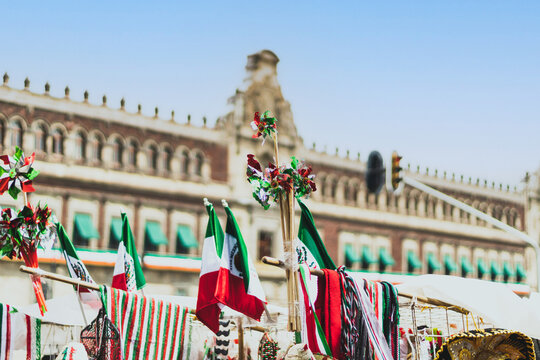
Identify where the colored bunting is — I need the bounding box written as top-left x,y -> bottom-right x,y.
100,286 -> 189,360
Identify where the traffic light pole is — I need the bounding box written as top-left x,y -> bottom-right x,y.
403,176 -> 540,290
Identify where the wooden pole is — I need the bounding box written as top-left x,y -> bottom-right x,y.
20,265 -> 100,291
272,133 -> 301,334
237,317 -> 245,360
260,256 -> 470,315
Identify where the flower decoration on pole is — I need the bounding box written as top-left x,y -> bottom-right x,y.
0,146 -> 39,200
0,204 -> 54,315
251,111 -> 277,143
247,155 -> 316,210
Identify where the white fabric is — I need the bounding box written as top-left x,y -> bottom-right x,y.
397,274 -> 540,339
18,292 -> 101,326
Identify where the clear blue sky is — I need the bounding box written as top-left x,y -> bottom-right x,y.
2,1 -> 539,187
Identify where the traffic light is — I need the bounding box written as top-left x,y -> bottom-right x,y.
390,151 -> 403,191
366,151 -> 385,194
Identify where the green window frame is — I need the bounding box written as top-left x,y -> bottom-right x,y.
407,251 -> 422,273
73,213 -> 100,247
177,224 -> 198,254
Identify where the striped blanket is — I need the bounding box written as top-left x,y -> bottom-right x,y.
100,286 -> 189,360
0,304 -> 41,360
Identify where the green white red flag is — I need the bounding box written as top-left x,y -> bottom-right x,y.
297,199 -> 336,270
56,222 -> 95,293
214,203 -> 266,323
195,201 -> 225,333
298,264 -> 332,356
112,213 -> 146,292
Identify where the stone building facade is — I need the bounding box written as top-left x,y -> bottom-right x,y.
0,50 -> 534,308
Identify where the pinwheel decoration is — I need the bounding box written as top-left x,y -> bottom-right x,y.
247,154 -> 316,210
251,111 -> 277,143
0,146 -> 39,200
0,204 -> 55,315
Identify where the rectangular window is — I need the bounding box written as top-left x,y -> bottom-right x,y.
73,213 -> 100,248
176,225 -> 198,254
258,231 -> 273,259
144,221 -> 168,253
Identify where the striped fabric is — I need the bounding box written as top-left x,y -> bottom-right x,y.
0,304 -> 41,360
100,286 -> 189,360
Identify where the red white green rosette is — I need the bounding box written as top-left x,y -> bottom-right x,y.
251,111 -> 277,143
247,154 -> 316,210
0,146 -> 39,200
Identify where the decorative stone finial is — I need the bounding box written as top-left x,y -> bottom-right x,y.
102,95 -> 107,106
120,98 -> 125,110
64,86 -> 70,99
154,107 -> 159,118
187,114 -> 191,124
2,73 -> 8,86
137,104 -> 142,114
84,90 -> 89,102
24,77 -> 30,90
44,82 -> 50,95
203,116 -> 207,127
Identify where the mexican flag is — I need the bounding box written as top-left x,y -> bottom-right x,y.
112,213 -> 146,292
195,202 -> 225,334
214,204 -> 266,322
297,199 -> 336,270
298,264 -> 332,356
56,222 -> 95,293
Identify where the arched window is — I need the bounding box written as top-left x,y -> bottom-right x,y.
127,140 -> 138,167
0,121 -> 5,148
112,138 -> 124,165
74,131 -> 86,160
34,124 -> 47,153
194,152 -> 204,176
182,150 -> 190,175
52,128 -> 64,155
9,119 -> 22,148
148,145 -> 158,171
90,135 -> 103,162
163,147 -> 173,172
